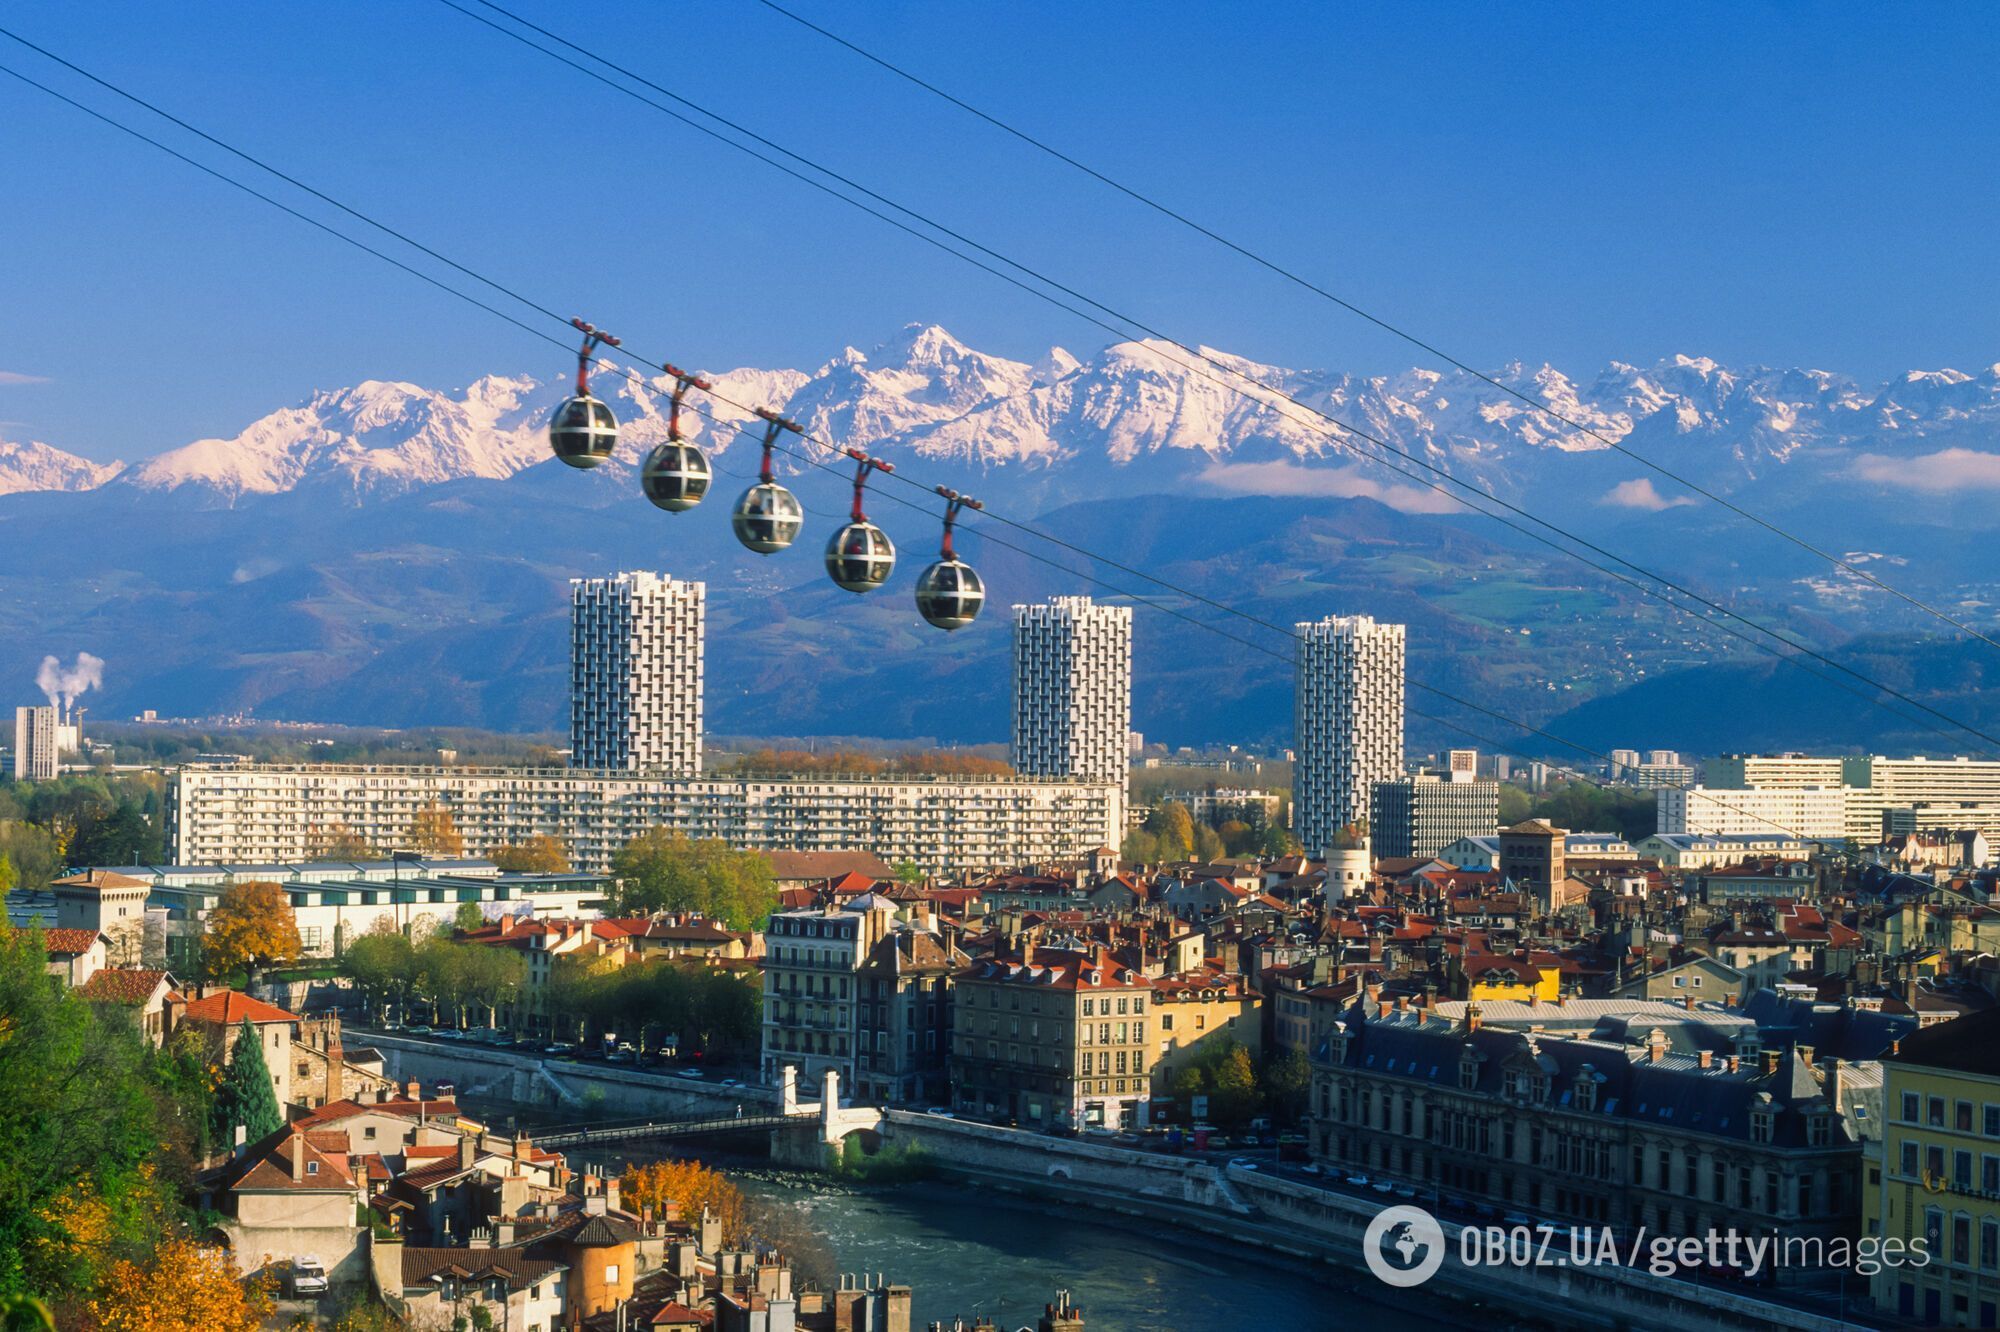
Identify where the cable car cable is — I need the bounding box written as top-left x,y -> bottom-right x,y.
2,50 -> 1981,803
748,0 -> 1996,652
404,5 -> 2000,746
433,0 -> 2000,664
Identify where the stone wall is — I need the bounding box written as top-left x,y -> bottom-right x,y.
367,1033 -> 771,1119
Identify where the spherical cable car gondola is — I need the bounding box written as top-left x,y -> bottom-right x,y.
825,448 -> 896,593
640,365 -> 713,512
731,408 -> 805,554
914,487 -> 985,630
549,318 -> 621,469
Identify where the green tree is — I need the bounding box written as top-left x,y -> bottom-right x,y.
341,927 -> 416,1024
453,901 -> 485,933
1119,829 -> 1158,863
1498,785 -> 1533,825
214,1019 -> 283,1147
1261,1051 -> 1312,1128
1191,823 -> 1225,863
0,923 -> 179,1302
1216,819 -> 1255,856
0,854 -> 15,899
1257,824 -> 1299,858
891,860 -> 923,885
609,830 -> 776,929
1210,1043 -> 1260,1128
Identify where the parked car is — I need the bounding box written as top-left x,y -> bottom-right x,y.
290,1256 -> 328,1298
924,1107 -> 955,1118
673,1069 -> 704,1080
719,1077 -> 741,1088
1226,1157 -> 1259,1171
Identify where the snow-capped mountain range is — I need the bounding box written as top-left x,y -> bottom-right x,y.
8,323 -> 2000,508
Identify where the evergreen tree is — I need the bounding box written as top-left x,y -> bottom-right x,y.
214,1019 -> 283,1147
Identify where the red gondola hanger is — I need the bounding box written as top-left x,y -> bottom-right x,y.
733,408 -> 806,554
915,486 -> 987,631
640,361 -> 715,512
825,448 -> 897,593
549,318 -> 623,470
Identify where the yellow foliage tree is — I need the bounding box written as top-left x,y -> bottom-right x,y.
308,823 -> 377,861
87,1238 -> 273,1332
621,1158 -> 746,1243
201,880 -> 303,981
408,803 -> 465,857
490,834 -> 571,874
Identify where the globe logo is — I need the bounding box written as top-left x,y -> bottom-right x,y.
1362,1204 -> 1446,1288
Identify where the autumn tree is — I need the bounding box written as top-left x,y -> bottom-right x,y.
87,1238 -> 272,1332
1147,802 -> 1196,862
490,834 -> 571,873
408,803 -> 465,857
0,854 -> 14,899
621,1158 -> 746,1243
200,881 -> 302,982
308,822 -> 378,861
213,1019 -> 283,1148
610,830 -> 776,929
1191,823 -> 1225,863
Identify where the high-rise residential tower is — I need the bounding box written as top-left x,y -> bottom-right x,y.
1011,596 -> 1132,847
13,705 -> 60,781
1294,614 -> 1405,856
569,571 -> 704,775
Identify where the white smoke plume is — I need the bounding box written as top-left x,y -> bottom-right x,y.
36,651 -> 105,708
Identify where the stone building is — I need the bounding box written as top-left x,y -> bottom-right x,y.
1309,1000 -> 1873,1276
951,943 -> 1153,1130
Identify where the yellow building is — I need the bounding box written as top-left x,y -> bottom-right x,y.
1871,1007 -> 2000,1327
1149,969 -> 1263,1099
1455,950 -> 1561,1004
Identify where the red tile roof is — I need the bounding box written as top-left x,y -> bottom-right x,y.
53,870 -> 152,891
78,968 -> 173,1005
181,990 -> 301,1026
39,928 -> 104,956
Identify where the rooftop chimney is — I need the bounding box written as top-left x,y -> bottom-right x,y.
1647,1029 -> 1667,1063
1726,1055 -> 1739,1074
291,1134 -> 306,1182
1697,1050 -> 1713,1069
1761,1050 -> 1781,1076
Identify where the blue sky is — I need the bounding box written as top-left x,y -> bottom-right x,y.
1,1 -> 1995,463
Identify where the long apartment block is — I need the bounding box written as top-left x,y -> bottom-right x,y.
168,763 -> 1120,877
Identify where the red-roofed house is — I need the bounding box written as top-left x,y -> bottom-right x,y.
210,1123 -> 367,1287
40,927 -> 107,988
182,988 -> 303,1106
77,967 -> 180,1046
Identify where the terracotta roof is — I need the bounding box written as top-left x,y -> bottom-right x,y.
78,968 -> 174,1005
296,1096 -> 460,1127
40,928 -> 104,956
181,990 -> 301,1026
219,1126 -> 356,1192
53,870 -> 151,891
400,1246 -> 564,1292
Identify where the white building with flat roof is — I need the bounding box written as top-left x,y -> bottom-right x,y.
570,571 -> 704,776
1294,615 -> 1405,856
1011,596 -> 1131,847
168,764 -> 1119,879
13,705 -> 60,781
1654,784 -> 1846,843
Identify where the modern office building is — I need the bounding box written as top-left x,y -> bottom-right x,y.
1371,772 -> 1500,860
1609,748 -> 1642,776
570,571 -> 704,776
1293,614 -> 1405,856
1655,784 -> 1847,843
168,764 -> 1120,878
1011,596 -> 1132,847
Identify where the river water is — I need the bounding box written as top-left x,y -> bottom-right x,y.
470,1097 -> 1437,1332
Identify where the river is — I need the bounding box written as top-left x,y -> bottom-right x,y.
468,1097 -> 1461,1331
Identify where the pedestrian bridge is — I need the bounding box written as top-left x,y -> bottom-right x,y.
535,1067 -> 883,1159
535,1111 -> 808,1149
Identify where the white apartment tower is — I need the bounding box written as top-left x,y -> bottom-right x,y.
1294,614 -> 1405,856
1011,596 -> 1132,847
569,571 -> 704,776
13,705 -> 60,781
